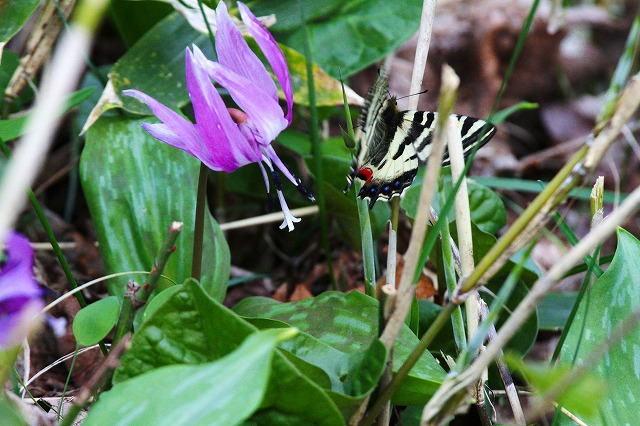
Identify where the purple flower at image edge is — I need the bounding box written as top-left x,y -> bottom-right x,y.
0,232 -> 44,350
123,1 -> 314,231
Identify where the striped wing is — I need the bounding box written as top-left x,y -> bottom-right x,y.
345,72 -> 496,209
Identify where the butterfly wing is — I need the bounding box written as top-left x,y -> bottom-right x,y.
346,72 -> 496,209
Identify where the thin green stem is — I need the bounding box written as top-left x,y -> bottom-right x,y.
362,302 -> 457,426
57,343 -> 80,421
299,2 -> 335,290
196,0 -> 218,60
439,189 -> 467,351
191,163 -> 208,281
0,140 -> 105,357
339,73 -> 376,296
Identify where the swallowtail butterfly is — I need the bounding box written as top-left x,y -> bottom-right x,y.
344,71 -> 496,209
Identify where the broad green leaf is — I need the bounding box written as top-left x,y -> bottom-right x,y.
538,291 -> 576,331
403,176 -> 507,235
85,329 -> 296,426
80,117 -> 230,301
109,0 -> 173,47
72,296 -> 120,346
0,0 -> 40,42
557,229 -> 640,425
248,0 -> 424,77
245,316 -> 386,418
115,279 -> 344,425
0,88 -> 94,141
233,291 -> 447,405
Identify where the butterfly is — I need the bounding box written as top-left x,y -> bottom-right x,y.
344,71 -> 496,209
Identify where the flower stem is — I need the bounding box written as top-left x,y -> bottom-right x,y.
191,163 -> 208,281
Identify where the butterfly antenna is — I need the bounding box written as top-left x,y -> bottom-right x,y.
396,88 -> 428,101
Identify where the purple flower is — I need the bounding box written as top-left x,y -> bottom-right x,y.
123,1 -> 313,231
0,232 -> 43,350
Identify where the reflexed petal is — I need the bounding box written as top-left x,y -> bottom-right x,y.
141,123 -> 196,157
238,2 -> 293,124
186,47 -> 262,171
122,89 -> 199,153
202,60 -> 287,145
214,2 -> 278,103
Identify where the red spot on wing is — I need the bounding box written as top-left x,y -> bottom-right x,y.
357,168 -> 373,183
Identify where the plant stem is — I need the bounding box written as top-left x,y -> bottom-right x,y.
59,335 -> 131,426
362,302 -> 457,426
114,222 -> 183,345
299,2 -> 336,290
422,185 -> 640,423
191,163 -> 208,281
339,73 -> 376,297
438,193 -> 467,351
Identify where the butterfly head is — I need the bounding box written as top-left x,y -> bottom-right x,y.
356,167 -> 373,184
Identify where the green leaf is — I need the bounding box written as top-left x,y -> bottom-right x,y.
80,117 -> 230,301
0,88 -> 94,141
85,329 -> 296,426
402,176 -> 507,235
233,291 -> 447,405
114,279 -> 344,425
0,0 -> 40,42
72,296 -> 120,346
492,101 -> 538,124
245,315 -> 386,418
557,229 -> 640,425
506,355 -> 607,421
0,395 -> 27,426
248,0 -> 424,77
538,291 -> 576,331
109,0 -> 173,47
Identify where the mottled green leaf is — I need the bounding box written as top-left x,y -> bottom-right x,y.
80,117 -> 230,301
86,329 -> 296,426
115,279 -> 344,425
73,296 -> 120,346
558,229 -> 640,425
233,291 -> 447,405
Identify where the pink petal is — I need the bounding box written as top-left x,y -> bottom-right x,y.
214,2 -> 278,103
186,47 -> 262,172
122,89 -> 199,154
202,60 -> 288,145
238,2 -> 293,124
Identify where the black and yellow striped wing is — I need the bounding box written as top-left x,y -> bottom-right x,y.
345,71 -> 496,209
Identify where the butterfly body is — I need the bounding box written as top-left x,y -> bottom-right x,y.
345,72 -> 496,209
